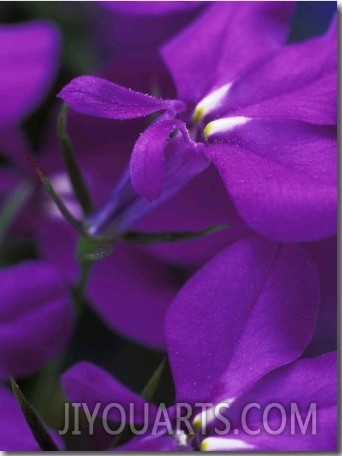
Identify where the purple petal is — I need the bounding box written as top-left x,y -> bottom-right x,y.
304,237 -> 337,355
87,243 -> 177,349
130,119 -> 192,200
0,383 -> 63,451
206,119 -> 337,242
95,5 -> 204,60
101,1 -> 201,15
232,353 -> 337,451
135,165 -> 252,267
62,362 -> 157,424
58,76 -> 184,119
0,21 -> 60,127
165,236 -> 319,404
0,261 -> 74,378
119,134 -> 209,230
223,17 -> 337,125
116,434 -> 178,451
161,2 -> 294,103
231,71 -> 336,125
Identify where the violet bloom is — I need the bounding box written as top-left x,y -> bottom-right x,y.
36,51 -> 251,348
0,20 -> 60,165
59,3 -> 337,243
0,261 -> 73,379
62,236 -> 336,451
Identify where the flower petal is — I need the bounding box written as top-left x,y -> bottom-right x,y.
165,236 -> 319,404
223,16 -> 337,125
102,1 -> 201,15
130,119 -> 200,200
304,237 -> 337,355
0,21 -> 60,127
206,119 -> 337,242
87,243 -> 178,349
58,76 -> 184,119
161,2 -> 294,103
135,165 -> 252,267
116,434 -> 178,451
0,261 -> 74,378
130,119 -> 188,200
230,353 -> 337,451
62,362 -> 158,424
123,133 -> 209,226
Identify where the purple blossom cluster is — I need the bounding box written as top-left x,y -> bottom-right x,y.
0,2 -> 337,452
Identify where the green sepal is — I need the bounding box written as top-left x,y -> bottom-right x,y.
140,357 -> 166,402
10,377 -> 59,451
57,104 -> 93,216
0,181 -> 33,243
77,236 -> 113,263
121,224 -> 228,245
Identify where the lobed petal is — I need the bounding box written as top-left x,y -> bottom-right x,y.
58,76 -> 184,120
62,362 -> 158,424
161,2 -> 294,103
130,119 -> 191,200
206,119 -> 337,242
166,236 -> 319,404
222,16 -> 337,125
230,353 -> 337,451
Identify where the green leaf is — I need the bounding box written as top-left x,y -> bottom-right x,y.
57,104 -> 93,215
113,358 -> 166,448
10,377 -> 59,451
0,181 -> 32,243
121,224 -> 229,245
140,357 -> 166,402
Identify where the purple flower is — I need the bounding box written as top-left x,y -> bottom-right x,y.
59,3 -> 336,243
61,236 -> 336,451
35,52 -> 252,348
0,20 -> 60,166
0,261 -> 74,379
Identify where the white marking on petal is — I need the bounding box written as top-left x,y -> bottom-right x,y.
193,398 -> 235,431
201,437 -> 254,451
193,83 -> 232,124
204,116 -> 250,138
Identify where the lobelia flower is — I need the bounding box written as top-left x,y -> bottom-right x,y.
58,2 -> 337,243
0,260 -> 74,379
36,50 -> 251,349
61,236 -> 337,451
